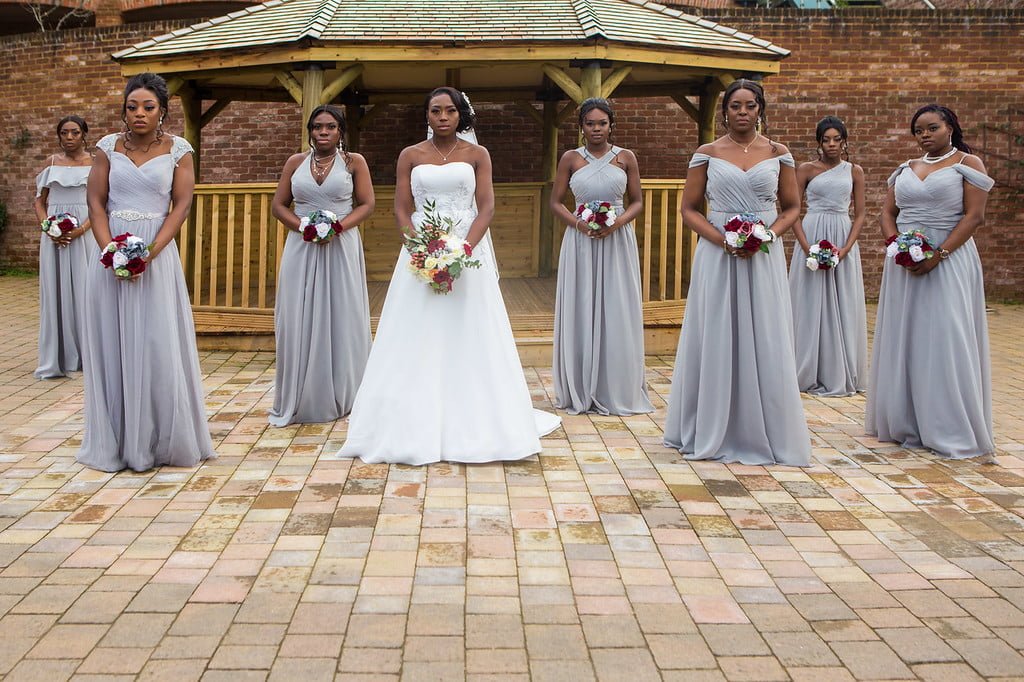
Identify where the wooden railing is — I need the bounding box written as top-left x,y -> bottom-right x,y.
179,179 -> 688,321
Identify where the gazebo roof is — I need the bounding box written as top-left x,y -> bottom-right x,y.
113,0 -> 789,63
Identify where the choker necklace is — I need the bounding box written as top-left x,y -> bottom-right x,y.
921,146 -> 958,164
431,137 -> 458,162
726,133 -> 758,153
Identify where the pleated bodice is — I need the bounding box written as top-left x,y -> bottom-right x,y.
569,147 -> 626,210
292,151 -> 354,217
890,162 -> 995,243
806,162 -> 852,214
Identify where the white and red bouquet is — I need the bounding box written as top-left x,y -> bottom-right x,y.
100,232 -> 150,280
41,212 -> 78,242
806,239 -> 840,271
885,230 -> 934,268
404,200 -> 481,294
299,209 -> 344,243
576,200 -> 616,231
723,213 -> 774,254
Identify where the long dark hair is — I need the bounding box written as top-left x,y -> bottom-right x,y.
424,87 -> 475,133
122,72 -> 169,123
722,78 -> 776,152
815,115 -> 849,161
910,103 -> 972,154
306,104 -> 352,166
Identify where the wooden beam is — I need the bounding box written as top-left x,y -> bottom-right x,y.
275,70 -> 303,104
556,100 -> 577,125
319,64 -> 364,105
194,86 -> 294,103
541,64 -> 583,104
600,65 -> 632,98
539,99 -> 560,277
165,76 -> 186,97
670,93 -> 700,123
579,62 -> 602,100
299,65 -> 325,151
716,73 -> 736,91
179,87 -> 202,178
200,98 -> 232,128
515,100 -> 543,126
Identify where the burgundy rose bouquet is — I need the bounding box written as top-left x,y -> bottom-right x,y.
576,201 -> 617,231
885,230 -> 934,268
723,213 -> 774,254
805,239 -> 840,271
41,212 -> 78,242
299,209 -> 344,243
404,200 -> 481,294
100,233 -> 150,280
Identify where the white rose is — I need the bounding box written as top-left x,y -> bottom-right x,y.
424,256 -> 439,270
299,217 -> 310,229
322,210 -> 337,222
830,254 -> 840,267
127,235 -> 145,247
885,242 -> 899,258
112,251 -> 128,267
806,257 -> 819,271
315,222 -> 331,238
47,225 -> 63,238
605,207 -> 617,222
808,244 -> 820,255
909,245 -> 925,262
725,232 -> 740,248
752,225 -> 771,242
580,208 -> 593,222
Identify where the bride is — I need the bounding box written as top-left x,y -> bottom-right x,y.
337,87 -> 561,465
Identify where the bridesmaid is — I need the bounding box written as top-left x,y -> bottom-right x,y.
664,79 -> 810,466
268,105 -> 373,426
551,98 -> 653,415
78,73 -> 214,472
33,115 -> 95,379
788,116 -> 867,396
867,104 -> 995,461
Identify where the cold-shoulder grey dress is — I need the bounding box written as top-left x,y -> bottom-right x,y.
268,152 -> 371,426
77,134 -> 215,472
34,163 -> 96,379
664,153 -> 811,466
553,146 -> 654,415
866,161 -> 995,459
788,161 -> 867,397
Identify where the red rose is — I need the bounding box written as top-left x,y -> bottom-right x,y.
125,258 -> 147,275
894,252 -> 913,267
576,205 -> 585,217
58,218 -> 75,232
100,251 -> 114,267
920,242 -> 934,253
741,235 -> 763,252
463,243 -> 473,256
332,221 -> 344,234
427,239 -> 447,254
600,201 -> 611,209
303,225 -> 318,241
593,213 -> 608,225
112,233 -> 130,243
885,234 -> 898,246
723,217 -> 744,232
818,239 -> 834,250
433,270 -> 453,284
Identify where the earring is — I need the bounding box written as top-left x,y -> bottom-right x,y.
724,115 -> 729,126
156,118 -> 165,141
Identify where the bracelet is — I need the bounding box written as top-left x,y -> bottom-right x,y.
767,229 -> 777,242
937,247 -> 950,260
574,219 -> 584,231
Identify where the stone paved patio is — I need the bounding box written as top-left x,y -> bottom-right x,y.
1,274 -> 1023,681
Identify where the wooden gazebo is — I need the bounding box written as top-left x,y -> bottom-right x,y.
112,0 -> 788,355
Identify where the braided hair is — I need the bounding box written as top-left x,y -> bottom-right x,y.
910,104 -> 972,154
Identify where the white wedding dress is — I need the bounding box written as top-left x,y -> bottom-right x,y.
337,161 -> 561,465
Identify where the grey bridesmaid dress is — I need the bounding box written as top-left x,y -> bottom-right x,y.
268,152 -> 371,426
34,163 -> 96,379
866,160 -> 995,459
553,146 -> 654,416
664,153 -> 811,466
77,134 -> 215,472
788,161 -> 867,396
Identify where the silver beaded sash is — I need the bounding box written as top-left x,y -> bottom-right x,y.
110,209 -> 163,221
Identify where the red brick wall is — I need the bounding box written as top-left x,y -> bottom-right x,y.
2,10 -> 1023,298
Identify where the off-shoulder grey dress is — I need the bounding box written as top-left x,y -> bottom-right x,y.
788,161 -> 867,396
268,152 -> 371,426
77,134 -> 215,472
866,161 -> 995,459
553,146 -> 654,415
664,153 -> 811,466
34,164 -> 96,379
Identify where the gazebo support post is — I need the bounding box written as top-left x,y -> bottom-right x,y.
539,98 -> 560,277
345,103 -> 361,151
179,85 -> 202,178
299,64 -> 325,151
691,84 -> 723,263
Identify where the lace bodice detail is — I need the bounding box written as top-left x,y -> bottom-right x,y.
96,133 -> 193,218
411,162 -> 477,240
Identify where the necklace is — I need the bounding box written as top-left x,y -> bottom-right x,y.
123,132 -> 160,161
310,152 -> 335,181
430,137 -> 458,161
921,146 -> 958,164
726,133 -> 758,153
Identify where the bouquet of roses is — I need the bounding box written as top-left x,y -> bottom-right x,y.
41,212 -> 78,242
404,200 -> 481,294
576,201 -> 616,231
299,209 -> 344,243
805,239 -> 840,271
723,213 -> 774,254
100,232 -> 150,280
885,230 -> 934,268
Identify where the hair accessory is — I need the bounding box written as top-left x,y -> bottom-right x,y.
461,92 -> 476,117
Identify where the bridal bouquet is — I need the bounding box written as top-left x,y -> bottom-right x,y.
404,200 -> 481,294
41,212 -> 78,242
576,201 -> 616,231
806,239 -> 840,271
723,213 -> 774,254
100,232 -> 150,280
299,209 -> 344,243
885,230 -> 934,268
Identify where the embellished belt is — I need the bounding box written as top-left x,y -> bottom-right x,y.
110,209 -> 163,221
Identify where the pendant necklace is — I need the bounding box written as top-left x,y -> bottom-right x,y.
431,137 -> 458,162
727,133 -> 758,153
921,146 -> 958,164
311,152 -> 335,181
